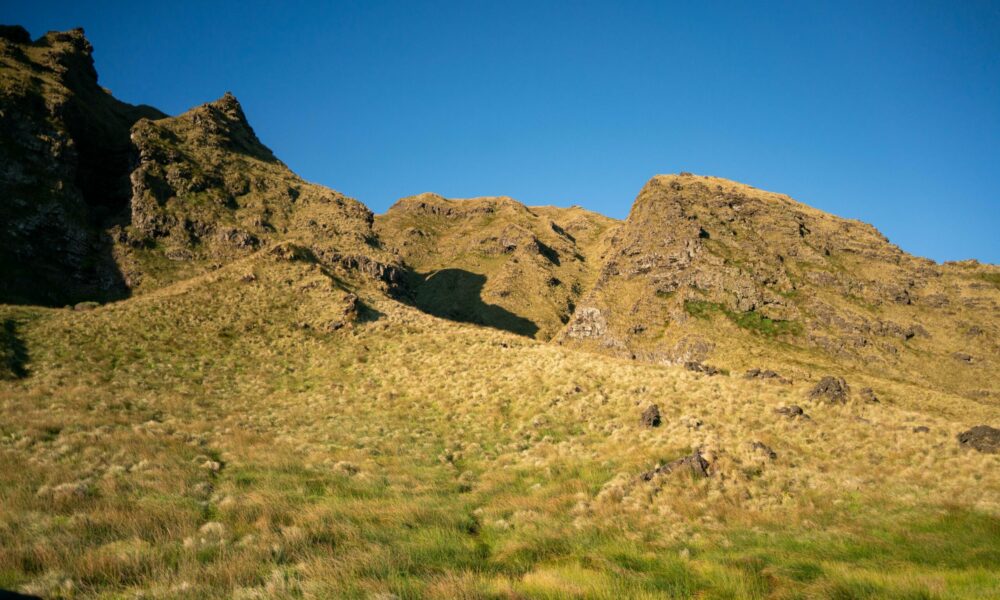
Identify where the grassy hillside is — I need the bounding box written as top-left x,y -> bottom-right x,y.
1,245 -> 997,599
375,194 -> 618,340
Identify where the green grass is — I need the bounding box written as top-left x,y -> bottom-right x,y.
684,299 -> 803,337
978,272 -> 1000,290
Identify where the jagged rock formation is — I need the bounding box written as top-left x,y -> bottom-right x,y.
375,193 -> 618,339
0,26 -> 164,304
1,27 -> 402,303
117,91 -> 401,292
556,174 -> 999,398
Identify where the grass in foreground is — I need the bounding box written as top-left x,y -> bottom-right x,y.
1,252 -> 997,598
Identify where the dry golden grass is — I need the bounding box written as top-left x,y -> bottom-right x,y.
1,246 -> 998,599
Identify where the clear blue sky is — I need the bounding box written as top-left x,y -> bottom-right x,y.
7,1 -> 999,262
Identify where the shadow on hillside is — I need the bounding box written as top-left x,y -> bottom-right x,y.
0,588 -> 43,599
408,268 -> 539,338
1,319 -> 29,379
0,227 -> 130,307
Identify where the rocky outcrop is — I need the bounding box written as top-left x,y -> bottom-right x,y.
0,27 -> 163,305
809,376 -> 850,403
118,91 -> 400,292
640,404 -> 661,428
957,425 -> 1000,454
639,450 -> 711,481
555,174 -> 999,399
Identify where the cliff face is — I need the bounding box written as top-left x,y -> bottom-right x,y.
556,174 -> 999,398
0,27 -> 402,303
0,26 -> 163,305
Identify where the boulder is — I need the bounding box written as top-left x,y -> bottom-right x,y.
640,404 -> 661,428
640,450 -> 710,481
685,361 -> 721,375
809,376 -> 849,403
957,425 -> 1000,454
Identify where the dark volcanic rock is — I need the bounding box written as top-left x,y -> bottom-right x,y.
640,404 -> 661,428
957,425 -> 1000,454
809,376 -> 850,403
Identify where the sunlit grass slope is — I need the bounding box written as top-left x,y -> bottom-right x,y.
1,244 -> 998,599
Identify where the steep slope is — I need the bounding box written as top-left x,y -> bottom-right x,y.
2,232 -> 998,598
117,92 -> 402,293
375,193 -> 618,339
0,27 -> 402,304
0,26 -> 164,305
557,173 -> 1000,399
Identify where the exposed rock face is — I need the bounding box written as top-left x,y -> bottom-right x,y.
555,174 -> 1000,399
2,29 -> 998,407
0,27 -> 164,304
957,425 -> 1000,454
375,194 -> 619,339
1,28 -> 402,302
120,92 -> 401,292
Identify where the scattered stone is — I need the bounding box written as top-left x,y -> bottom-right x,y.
685,361 -> 721,376
640,404 -> 662,428
640,450 -> 710,481
860,387 -> 879,403
957,425 -> 1000,454
774,405 -> 809,419
749,441 -> 777,459
745,368 -> 790,383
952,352 -> 974,364
327,293 -> 360,331
73,301 -> 100,311
809,376 -> 849,403
912,426 -> 930,433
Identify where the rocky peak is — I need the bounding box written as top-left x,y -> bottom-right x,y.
174,92 -> 276,162
0,24 -> 32,45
